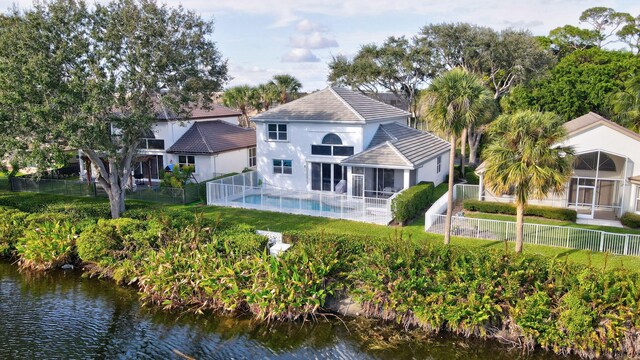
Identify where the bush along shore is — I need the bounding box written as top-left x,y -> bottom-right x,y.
0,192 -> 639,358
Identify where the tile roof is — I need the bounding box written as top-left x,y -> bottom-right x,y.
166,120 -> 256,155
341,122 -> 450,168
251,87 -> 410,123
564,112 -> 640,142
156,103 -> 241,120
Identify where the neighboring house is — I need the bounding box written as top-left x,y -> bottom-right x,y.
80,104 -> 256,184
476,112 -> 640,220
251,86 -> 450,197
366,92 -> 410,111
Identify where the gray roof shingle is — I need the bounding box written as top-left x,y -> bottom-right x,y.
166,120 -> 256,155
156,103 -> 241,120
342,122 -> 450,168
251,87 -> 410,123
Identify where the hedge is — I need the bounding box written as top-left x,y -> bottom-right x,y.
463,200 -> 577,222
391,182 -> 434,225
621,212 -> 640,229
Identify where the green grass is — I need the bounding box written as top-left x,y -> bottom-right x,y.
3,189 -> 639,272
464,212 -> 640,235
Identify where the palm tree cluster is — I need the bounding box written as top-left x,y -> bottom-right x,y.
222,74 -> 302,127
422,67 -> 575,254
611,74 -> 640,132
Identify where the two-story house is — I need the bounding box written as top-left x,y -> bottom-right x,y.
252,87 -> 450,197
80,104 -> 256,184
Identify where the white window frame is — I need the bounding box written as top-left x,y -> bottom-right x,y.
267,123 -> 288,141
178,155 -> 196,173
273,159 -> 292,174
636,186 -> 640,213
248,147 -> 257,167
436,155 -> 442,173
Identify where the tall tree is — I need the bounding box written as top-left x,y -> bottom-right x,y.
611,75 -> 640,132
270,74 -> 302,104
421,68 -> 492,245
502,48 -> 640,121
617,14 -> 640,55
579,7 -> 633,48
255,82 -> 279,111
0,0 -> 228,218
222,85 -> 258,127
482,111 -> 574,253
546,25 -> 600,58
328,36 -> 436,125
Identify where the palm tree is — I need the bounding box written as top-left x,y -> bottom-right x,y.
222,85 -> 258,127
611,75 -> 640,133
256,82 -> 279,111
421,68 -> 492,245
271,74 -> 302,104
482,110 -> 574,253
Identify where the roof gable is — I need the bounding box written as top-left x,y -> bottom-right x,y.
251,86 -> 409,123
564,112 -> 640,143
167,120 -> 256,155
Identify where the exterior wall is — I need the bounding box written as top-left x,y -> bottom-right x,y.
165,147 -> 251,182
416,151 -> 449,186
256,122 -> 365,191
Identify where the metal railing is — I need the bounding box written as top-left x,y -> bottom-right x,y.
206,172 -> 393,225
424,184 -> 480,229
9,177 -> 198,204
425,214 -> 640,256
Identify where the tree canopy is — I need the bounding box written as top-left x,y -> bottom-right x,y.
0,0 -> 228,218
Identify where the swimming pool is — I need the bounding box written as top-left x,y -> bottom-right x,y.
233,194 -> 344,213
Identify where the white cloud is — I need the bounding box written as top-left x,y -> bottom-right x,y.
290,32 -> 339,49
281,48 -> 320,62
296,19 -> 328,33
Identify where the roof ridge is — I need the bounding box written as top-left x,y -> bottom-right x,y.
193,122 -> 214,153
379,124 -> 398,142
329,87 -> 366,122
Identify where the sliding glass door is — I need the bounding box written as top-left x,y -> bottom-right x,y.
310,162 -> 345,192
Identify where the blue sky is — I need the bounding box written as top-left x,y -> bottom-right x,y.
2,0 -> 640,91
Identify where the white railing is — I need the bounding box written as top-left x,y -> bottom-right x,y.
424,184 -> 480,229
425,214 -> 640,256
206,180 -> 393,225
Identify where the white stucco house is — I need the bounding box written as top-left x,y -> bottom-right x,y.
477,112 -> 640,220
80,104 -> 256,183
251,86 -> 450,197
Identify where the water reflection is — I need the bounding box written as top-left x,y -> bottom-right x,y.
0,261 -> 572,359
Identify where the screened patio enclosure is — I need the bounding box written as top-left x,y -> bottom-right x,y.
349,166 -> 414,198
567,150 -> 631,219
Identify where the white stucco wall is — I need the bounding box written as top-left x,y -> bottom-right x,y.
256,122 -> 367,190
163,148 -> 252,182
416,151 -> 449,186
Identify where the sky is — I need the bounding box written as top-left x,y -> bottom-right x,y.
2,0 -> 640,91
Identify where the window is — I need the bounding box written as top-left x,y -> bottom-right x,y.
248,147 -> 257,167
273,159 -> 292,174
138,138 -> 165,150
178,155 -> 196,172
311,133 -> 354,156
436,156 -> 442,173
636,187 -> 640,213
268,124 -> 287,141
574,152 -> 616,172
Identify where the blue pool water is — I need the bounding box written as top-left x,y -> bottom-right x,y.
234,194 -> 343,212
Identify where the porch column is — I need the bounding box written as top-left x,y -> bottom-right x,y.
403,169 -> 410,190
78,150 -> 85,181
478,174 -> 484,201
346,166 -> 353,198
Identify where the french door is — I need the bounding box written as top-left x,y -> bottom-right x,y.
310,162 -> 345,192
575,178 -> 596,219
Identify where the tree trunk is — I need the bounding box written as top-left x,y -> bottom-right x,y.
444,134 -> 457,245
468,126 -> 482,166
515,202 -> 525,254
460,127 -> 467,180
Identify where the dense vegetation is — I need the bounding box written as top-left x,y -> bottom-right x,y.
0,192 -> 639,358
621,213 -> 640,229
463,200 -> 577,222
391,182 -> 434,225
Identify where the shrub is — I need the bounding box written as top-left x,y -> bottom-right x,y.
391,182 -> 434,225
16,220 -> 76,271
463,200 -> 577,221
621,212 -> 640,228
0,206 -> 29,256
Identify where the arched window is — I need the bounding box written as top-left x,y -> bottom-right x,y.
312,133 -> 353,156
322,133 -> 343,145
574,152 -> 616,172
